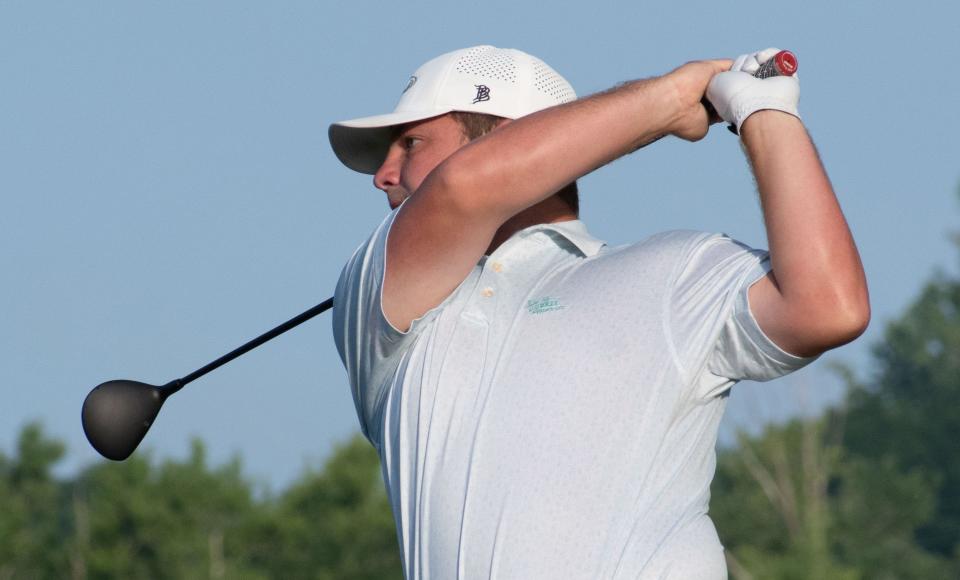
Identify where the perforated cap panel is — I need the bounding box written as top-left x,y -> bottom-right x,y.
456,46 -> 519,83
452,46 -> 575,104
532,60 -> 576,103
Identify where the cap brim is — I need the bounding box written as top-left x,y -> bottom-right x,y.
328,110 -> 452,174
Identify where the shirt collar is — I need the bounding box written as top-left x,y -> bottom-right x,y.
516,219 -> 606,257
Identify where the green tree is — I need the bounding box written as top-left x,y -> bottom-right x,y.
72,440 -> 263,580
713,417 -> 857,580
1,423 -> 400,579
0,422 -> 70,579
712,413 -> 953,579
831,454 -> 949,578
243,434 -> 402,580
843,270 -> 960,558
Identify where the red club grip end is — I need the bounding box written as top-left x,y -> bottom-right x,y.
755,50 -> 799,79
774,50 -> 798,76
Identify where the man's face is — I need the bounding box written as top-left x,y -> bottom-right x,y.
373,114 -> 468,209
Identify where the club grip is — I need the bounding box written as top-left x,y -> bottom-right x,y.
754,50 -> 798,79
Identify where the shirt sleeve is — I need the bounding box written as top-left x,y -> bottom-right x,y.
667,232 -> 817,399
332,208 -> 447,443
706,263 -> 818,387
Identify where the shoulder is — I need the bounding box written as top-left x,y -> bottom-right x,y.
335,211 -> 399,292
332,211 -> 402,353
638,229 -> 765,266
596,230 -> 731,265
641,229 -> 721,251
560,230 -> 724,293
584,230 -> 766,294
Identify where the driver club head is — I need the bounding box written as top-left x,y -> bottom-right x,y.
80,298 -> 334,461
82,380 -> 168,461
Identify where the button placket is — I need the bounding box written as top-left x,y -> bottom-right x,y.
480,258 -> 505,298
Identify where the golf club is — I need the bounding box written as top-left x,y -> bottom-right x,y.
82,297 -> 333,461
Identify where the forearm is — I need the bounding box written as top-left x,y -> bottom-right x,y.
435,76 -> 678,219
742,111 -> 869,353
430,60 -> 730,223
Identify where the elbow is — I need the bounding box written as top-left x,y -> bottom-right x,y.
425,158 -> 495,219
803,291 -> 871,356
829,296 -> 871,347
777,285 -> 870,358
426,142 -> 530,224
835,275 -> 872,342
759,265 -> 870,357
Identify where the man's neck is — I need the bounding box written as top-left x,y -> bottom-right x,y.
486,195 -> 578,255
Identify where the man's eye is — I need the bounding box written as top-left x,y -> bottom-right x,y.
403,136 -> 421,150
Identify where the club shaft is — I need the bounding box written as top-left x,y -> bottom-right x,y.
165,297 -> 334,395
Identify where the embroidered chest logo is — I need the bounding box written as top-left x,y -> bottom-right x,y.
473,84 -> 490,104
527,297 -> 565,315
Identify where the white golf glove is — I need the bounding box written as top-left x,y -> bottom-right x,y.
706,47 -> 800,134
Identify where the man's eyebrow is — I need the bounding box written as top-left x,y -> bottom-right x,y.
389,125 -> 408,140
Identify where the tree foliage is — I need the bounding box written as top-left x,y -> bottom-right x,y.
712,417 -> 953,579
843,273 -> 960,556
0,426 -> 400,579
242,436 -> 401,580
0,423 -> 69,579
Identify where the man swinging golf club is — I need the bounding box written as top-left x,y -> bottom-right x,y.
329,46 -> 868,579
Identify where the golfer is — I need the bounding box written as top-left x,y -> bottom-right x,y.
329,46 -> 868,579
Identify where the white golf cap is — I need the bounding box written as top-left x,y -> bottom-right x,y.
329,45 -> 577,174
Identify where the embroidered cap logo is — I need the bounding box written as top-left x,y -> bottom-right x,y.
402,76 -> 418,95
473,84 -> 490,104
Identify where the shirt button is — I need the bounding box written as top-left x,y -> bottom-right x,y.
491,261 -> 504,273
481,287 -> 495,297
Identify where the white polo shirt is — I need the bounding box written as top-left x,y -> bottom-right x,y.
333,209 -> 813,579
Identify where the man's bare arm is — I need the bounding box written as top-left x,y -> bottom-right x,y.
742,111 -> 870,357
384,60 -> 731,332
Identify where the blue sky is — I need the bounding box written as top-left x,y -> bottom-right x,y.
2,1 -> 958,490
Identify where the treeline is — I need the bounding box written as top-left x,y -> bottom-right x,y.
5,230 -> 960,579
0,428 -> 401,580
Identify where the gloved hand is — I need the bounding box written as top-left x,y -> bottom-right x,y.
706,48 -> 800,134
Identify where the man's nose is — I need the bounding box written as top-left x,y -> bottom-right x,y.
373,150 -> 401,192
